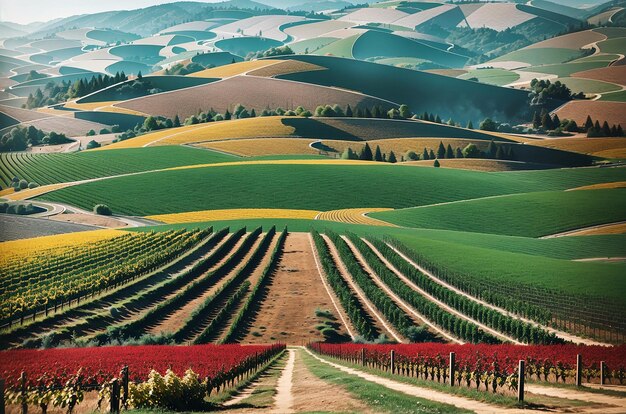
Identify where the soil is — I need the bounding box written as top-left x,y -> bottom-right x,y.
241,233 -> 348,345
48,213 -> 128,228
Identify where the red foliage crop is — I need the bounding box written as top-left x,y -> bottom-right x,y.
0,344 -> 284,389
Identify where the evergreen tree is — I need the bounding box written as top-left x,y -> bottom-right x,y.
455,147 -> 463,158
374,145 -> 383,162
437,141 -> 446,159
595,120 -> 601,130
388,151 -> 397,163
429,149 -> 436,159
429,113 -> 435,122
435,115 -> 442,124
360,143 -> 373,161
446,144 -> 454,158
422,111 -> 429,121
224,109 -> 231,120
467,120 -> 474,130
584,115 -> 593,131
603,121 -> 611,137
617,125 -> 624,137
250,108 -> 256,117
541,112 -> 553,130
345,104 -> 353,117
611,125 -> 618,137
552,114 -> 561,128
422,148 -> 429,160
173,115 -> 181,127
433,159 -> 440,168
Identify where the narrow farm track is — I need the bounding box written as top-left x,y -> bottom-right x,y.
384,242 -> 611,346
273,348 -> 296,414
303,347 -> 529,414
308,233 -> 357,340
357,238 -> 463,344
0,231 -> 220,348
540,220 -> 626,239
362,239 -> 521,344
525,384 -> 626,413
321,234 -> 403,343
152,234 -> 263,341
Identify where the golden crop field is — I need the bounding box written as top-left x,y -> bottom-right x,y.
317,208 -> 395,226
403,158 -> 534,172
147,208 -> 320,223
0,229 -> 129,267
528,137 -> 626,156
196,138 -> 319,156
565,222 -> 626,236
65,100 -> 123,111
4,183 -> 73,201
246,60 -> 326,78
101,117 -> 297,150
569,181 -> 626,191
188,60 -> 284,78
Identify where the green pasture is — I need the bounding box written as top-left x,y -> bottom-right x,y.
458,69 -> 520,86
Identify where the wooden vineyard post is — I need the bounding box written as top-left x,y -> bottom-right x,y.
1,378 -> 5,414
120,366 -> 129,410
361,348 -> 365,367
517,360 -> 525,402
576,354 -> 582,387
449,352 -> 455,387
20,372 -> 27,414
600,361 -> 605,386
390,350 -> 395,374
110,379 -> 120,414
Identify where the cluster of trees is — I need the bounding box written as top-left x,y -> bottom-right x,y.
24,72 -> 127,109
0,202 -> 40,215
0,125 -> 70,152
528,79 -> 584,111
246,45 -> 294,60
584,116 -> 624,138
108,73 -> 163,100
4,177 -> 39,192
340,143 -> 399,163
164,62 -> 209,76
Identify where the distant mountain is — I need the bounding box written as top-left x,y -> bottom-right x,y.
0,20 -> 51,38
544,0 -> 614,7
25,0 -> 275,38
286,1 -> 355,12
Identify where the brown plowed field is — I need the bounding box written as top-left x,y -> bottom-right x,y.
555,100 -> 626,128
241,233 -> 350,345
115,76 -> 391,119
246,60 -> 326,78
572,65 -> 626,85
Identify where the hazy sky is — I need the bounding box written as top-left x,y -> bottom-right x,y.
1,0 -> 226,24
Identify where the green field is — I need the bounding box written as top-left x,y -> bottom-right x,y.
597,37 -> 626,54
37,163 -> 626,216
130,218 -> 626,301
214,37 -> 283,57
519,61 -> 608,77
314,35 -> 358,58
557,77 -> 622,94
573,53 -> 620,63
371,189 -> 626,237
289,37 -> 338,54
0,146 -> 238,187
492,48 -> 586,66
458,69 -> 520,86
277,55 -> 530,125
598,90 -> 626,102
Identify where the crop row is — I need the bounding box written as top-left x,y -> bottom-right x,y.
1,229 -> 209,324
326,231 -> 415,341
222,227 -> 288,343
311,230 -> 377,341
366,237 -> 563,345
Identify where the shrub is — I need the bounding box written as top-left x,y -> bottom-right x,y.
99,128 -> 111,135
19,179 -> 28,189
86,129 -> 96,136
405,151 -> 419,161
433,159 -> 441,168
0,203 -> 7,213
86,140 -> 101,149
94,204 -> 112,216
27,182 -> 39,189
129,369 -> 207,411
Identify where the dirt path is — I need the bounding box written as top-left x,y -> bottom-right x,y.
303,347 -> 529,414
540,221 -> 626,239
358,238 -> 462,344
147,233 -> 258,336
272,348 -> 296,414
321,234 -> 402,342
240,233 -> 352,344
384,242 -> 611,346
362,238 -> 520,344
526,384 -> 626,413
291,348 -> 371,413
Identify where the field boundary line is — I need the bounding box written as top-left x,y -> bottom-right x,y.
308,233 -> 356,340
385,242 -> 611,346
273,348 -> 295,414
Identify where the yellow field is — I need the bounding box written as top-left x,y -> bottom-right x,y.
564,222 -> 626,236
569,181 -> 626,191
528,137 -> 626,157
246,60 -> 326,78
0,229 -> 128,267
167,159 -> 383,172
196,138 -> 318,156
317,208 -> 396,227
188,60 -> 283,78
35,107 -> 74,117
3,183 -> 73,201
100,117 -> 296,150
146,208 -> 320,223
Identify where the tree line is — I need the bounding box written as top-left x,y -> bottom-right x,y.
0,125 -> 70,152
